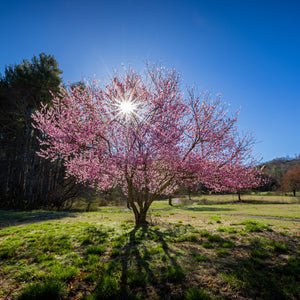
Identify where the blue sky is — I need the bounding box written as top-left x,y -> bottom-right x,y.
1,0 -> 299,162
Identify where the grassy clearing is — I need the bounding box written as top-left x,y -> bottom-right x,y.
185,193 -> 300,204
0,200 -> 299,299
150,199 -> 300,220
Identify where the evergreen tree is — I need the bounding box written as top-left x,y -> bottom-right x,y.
0,53 -> 80,208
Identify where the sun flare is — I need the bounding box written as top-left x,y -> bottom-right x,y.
119,101 -> 136,114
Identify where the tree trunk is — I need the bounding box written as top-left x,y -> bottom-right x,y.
168,195 -> 173,206
134,209 -> 148,226
293,189 -> 296,197
127,198 -> 131,209
237,192 -> 241,201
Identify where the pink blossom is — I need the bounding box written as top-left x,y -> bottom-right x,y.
32,65 -> 263,225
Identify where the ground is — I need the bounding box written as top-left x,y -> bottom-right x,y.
0,196 -> 299,299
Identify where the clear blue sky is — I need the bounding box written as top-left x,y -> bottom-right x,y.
1,0 -> 299,162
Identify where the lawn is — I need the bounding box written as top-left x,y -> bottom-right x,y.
0,200 -> 299,299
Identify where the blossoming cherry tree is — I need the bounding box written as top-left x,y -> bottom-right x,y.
32,65 -> 262,225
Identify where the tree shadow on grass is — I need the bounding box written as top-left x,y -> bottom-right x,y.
237,199 -> 300,204
175,206 -> 234,212
150,205 -> 234,214
106,225 -> 186,299
220,255 -> 300,300
0,210 -> 77,229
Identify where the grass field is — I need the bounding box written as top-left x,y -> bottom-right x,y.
0,199 -> 299,299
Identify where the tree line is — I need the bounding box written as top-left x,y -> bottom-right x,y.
0,53 -> 86,209
258,158 -> 300,196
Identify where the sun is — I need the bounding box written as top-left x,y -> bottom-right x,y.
119,101 -> 136,114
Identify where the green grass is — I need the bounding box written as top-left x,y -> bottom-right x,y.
164,265 -> 185,283
17,280 -> 66,300
0,200 -> 299,299
186,287 -> 210,300
84,245 -> 106,255
210,215 -> 222,223
192,254 -> 208,262
241,220 -> 273,232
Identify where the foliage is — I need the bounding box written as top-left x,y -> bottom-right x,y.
281,165 -> 300,196
259,157 -> 300,191
0,53 -> 84,209
32,64 -> 262,225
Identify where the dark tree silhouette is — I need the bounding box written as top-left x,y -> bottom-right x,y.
0,53 -> 83,209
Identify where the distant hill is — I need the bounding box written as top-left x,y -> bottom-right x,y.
259,157 -> 300,191
262,157 -> 300,178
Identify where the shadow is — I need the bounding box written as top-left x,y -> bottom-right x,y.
175,206 -> 234,212
236,199 -> 300,204
0,210 -> 77,229
149,206 -> 177,213
149,204 -> 234,214
113,225 -> 186,298
220,255 -> 300,300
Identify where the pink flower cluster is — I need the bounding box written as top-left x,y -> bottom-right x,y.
32,65 -> 263,209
